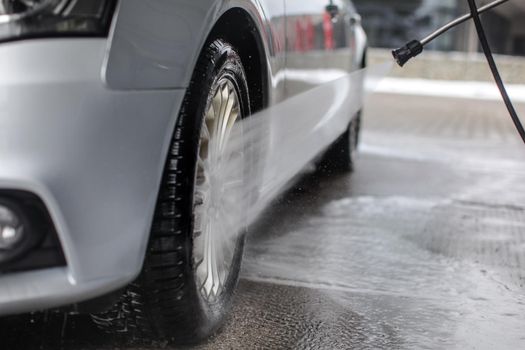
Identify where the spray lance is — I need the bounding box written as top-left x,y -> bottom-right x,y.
392,0 -> 525,145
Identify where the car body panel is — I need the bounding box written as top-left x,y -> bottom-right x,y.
0,39 -> 184,314
0,267 -> 130,316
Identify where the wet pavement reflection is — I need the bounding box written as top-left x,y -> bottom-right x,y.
2,94 -> 525,349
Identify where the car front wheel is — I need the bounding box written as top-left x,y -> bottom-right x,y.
91,38 -> 250,344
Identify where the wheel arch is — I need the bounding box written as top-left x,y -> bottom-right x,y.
205,8 -> 270,113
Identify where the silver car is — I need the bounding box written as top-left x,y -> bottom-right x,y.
0,0 -> 366,343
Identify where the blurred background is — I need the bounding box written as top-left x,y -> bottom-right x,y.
355,0 -> 525,55
355,0 -> 525,83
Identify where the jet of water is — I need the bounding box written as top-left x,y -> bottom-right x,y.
204,62 -> 392,242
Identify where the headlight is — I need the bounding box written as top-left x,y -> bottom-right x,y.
0,0 -> 116,42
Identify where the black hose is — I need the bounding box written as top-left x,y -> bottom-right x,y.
466,0 -> 525,144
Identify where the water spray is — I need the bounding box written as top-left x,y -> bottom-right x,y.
204,63 -> 391,245
392,0 -> 525,145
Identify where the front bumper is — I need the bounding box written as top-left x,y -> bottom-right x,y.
0,38 -> 185,315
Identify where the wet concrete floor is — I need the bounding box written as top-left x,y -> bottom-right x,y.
2,93 -> 525,349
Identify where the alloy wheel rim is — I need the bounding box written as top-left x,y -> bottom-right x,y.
193,78 -> 244,303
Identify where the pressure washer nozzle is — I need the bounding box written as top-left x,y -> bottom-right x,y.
392,40 -> 424,67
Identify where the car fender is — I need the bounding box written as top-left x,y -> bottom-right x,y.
104,0 -> 282,90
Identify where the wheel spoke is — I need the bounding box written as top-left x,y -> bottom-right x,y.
220,106 -> 239,152
221,89 -> 235,135
201,117 -> 211,142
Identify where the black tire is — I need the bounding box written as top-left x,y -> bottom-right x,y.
91,39 -> 251,344
318,111 -> 361,173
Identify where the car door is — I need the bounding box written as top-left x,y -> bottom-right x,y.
284,0 -> 358,97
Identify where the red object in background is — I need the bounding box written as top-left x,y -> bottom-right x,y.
306,16 -> 315,51
323,11 -> 334,50
295,19 -> 304,52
